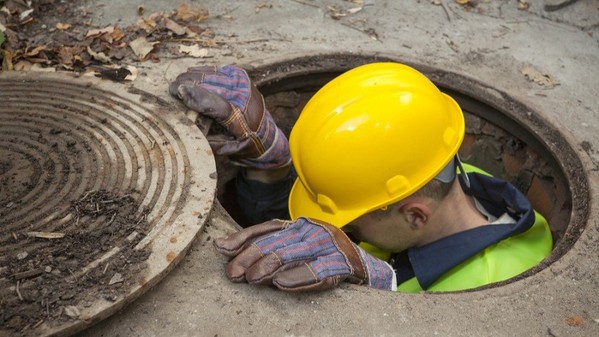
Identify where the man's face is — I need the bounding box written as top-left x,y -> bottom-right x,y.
343,202 -> 421,253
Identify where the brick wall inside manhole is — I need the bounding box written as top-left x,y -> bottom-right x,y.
215,57 -> 589,289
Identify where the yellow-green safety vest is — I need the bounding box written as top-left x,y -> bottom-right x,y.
360,163 -> 553,293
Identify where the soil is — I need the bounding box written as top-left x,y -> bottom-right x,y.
0,190 -> 151,337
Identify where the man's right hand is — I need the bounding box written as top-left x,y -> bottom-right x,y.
169,65 -> 291,170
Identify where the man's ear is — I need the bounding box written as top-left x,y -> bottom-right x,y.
400,202 -> 432,230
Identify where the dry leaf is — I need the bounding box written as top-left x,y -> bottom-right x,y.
109,272 -> 124,285
179,44 -> 208,58
347,7 -> 363,14
111,27 -> 125,41
86,46 -> 111,63
518,0 -> 529,10
56,22 -> 71,31
56,46 -> 78,65
86,26 -> 114,38
24,45 -> 47,57
455,0 -> 471,4
64,306 -> 80,319
19,8 -> 34,22
164,18 -> 186,35
520,66 -> 559,88
136,17 -> 157,33
176,3 -> 209,22
255,3 -> 273,13
327,5 -> 346,19
129,36 -> 158,60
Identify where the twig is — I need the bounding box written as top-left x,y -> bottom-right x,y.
229,38 -> 292,44
16,280 -> 23,301
67,267 -> 77,281
440,0 -> 451,22
80,190 -> 94,202
213,5 -> 241,19
13,268 -> 44,280
33,320 -> 44,329
292,0 -> 320,9
340,22 -> 382,42
103,262 -> 110,274
106,212 -> 117,226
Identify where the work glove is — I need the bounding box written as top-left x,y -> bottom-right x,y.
169,65 -> 291,170
213,217 -> 397,292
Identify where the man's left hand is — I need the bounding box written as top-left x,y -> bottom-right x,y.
213,217 -> 396,292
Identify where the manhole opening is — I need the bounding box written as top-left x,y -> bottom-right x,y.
215,55 -> 589,289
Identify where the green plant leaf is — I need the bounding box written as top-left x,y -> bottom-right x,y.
0,31 -> 5,47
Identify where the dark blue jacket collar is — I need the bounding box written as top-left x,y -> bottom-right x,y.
406,172 -> 535,289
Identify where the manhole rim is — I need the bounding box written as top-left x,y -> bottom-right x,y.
244,53 -> 591,292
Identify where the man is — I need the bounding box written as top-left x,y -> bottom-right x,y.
169,63 -> 553,293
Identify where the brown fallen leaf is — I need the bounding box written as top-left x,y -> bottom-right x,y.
56,46 -> 82,65
520,66 -> 559,88
24,45 -> 47,57
56,22 -> 71,31
129,36 -> 158,60
518,0 -> 530,10
111,27 -> 125,42
86,46 -> 111,63
179,44 -> 208,57
86,26 -> 114,38
176,3 -> 209,22
164,18 -> 186,35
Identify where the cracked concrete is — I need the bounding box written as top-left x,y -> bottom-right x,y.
11,0 -> 599,336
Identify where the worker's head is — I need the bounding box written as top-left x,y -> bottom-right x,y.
288,62 -> 465,232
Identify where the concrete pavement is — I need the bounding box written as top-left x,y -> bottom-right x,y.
36,0 -> 599,336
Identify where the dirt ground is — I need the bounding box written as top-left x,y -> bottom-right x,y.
0,188 -> 151,336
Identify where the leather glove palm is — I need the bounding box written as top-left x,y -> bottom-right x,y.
169,65 -> 291,170
213,217 -> 397,292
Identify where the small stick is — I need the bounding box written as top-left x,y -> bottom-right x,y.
33,320 -> 44,329
103,262 -> 110,274
80,190 -> 93,202
13,268 -> 44,280
292,0 -> 320,8
67,267 -> 77,281
106,212 -> 117,226
16,280 -> 23,301
440,0 -> 451,22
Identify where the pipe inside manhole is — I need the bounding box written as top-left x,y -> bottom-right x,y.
216,56 -> 589,291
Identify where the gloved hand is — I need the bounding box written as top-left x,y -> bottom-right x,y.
213,217 -> 397,292
169,65 -> 291,170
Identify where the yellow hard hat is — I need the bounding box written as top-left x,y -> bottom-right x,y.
288,62 -> 465,228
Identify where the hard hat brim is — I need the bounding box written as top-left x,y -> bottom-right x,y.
288,178 -> 366,229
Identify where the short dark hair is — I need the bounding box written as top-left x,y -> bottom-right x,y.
411,176 -> 455,201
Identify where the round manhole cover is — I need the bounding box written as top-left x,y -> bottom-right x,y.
0,72 -> 216,336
